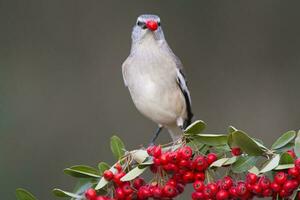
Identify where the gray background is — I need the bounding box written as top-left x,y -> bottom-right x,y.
1,1 -> 300,199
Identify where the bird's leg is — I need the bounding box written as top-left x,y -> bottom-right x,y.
149,126 -> 163,146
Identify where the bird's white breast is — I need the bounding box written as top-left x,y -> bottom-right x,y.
123,37 -> 186,126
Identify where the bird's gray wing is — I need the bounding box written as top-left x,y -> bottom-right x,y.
164,43 -> 193,127
176,67 -> 193,128
121,57 -> 131,87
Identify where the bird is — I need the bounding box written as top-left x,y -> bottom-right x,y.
122,14 -> 193,143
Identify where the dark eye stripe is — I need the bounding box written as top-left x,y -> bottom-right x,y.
137,21 -> 147,29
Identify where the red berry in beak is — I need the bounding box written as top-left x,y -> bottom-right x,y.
146,20 -> 158,31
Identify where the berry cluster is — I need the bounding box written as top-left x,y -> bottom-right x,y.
85,145 -> 217,200
85,146 -> 300,200
191,170 -> 300,200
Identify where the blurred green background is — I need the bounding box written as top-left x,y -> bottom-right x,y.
1,1 -> 300,199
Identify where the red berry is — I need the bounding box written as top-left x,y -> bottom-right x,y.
274,172 -> 288,185
115,187 -> 125,199
159,153 -> 169,165
146,20 -> 158,31
207,183 -> 218,195
193,180 -> 205,192
146,146 -> 155,156
283,180 -> 298,192
177,183 -> 185,194
231,147 -> 242,156
216,190 -> 229,200
103,170 -> 114,181
194,172 -> 205,181
203,187 -> 213,199
95,196 -> 106,200
287,149 -> 296,159
153,158 -> 160,166
236,182 -> 248,196
288,167 -> 300,177
133,177 -> 145,189
229,187 -> 238,197
207,153 -> 217,165
113,172 -> 125,185
259,176 -> 271,189
179,146 -> 193,159
169,151 -> 180,163
153,145 -> 162,157
122,184 -> 133,195
163,163 -> 177,172
152,187 -> 162,198
271,182 -> 281,192
295,158 -> 300,169
192,191 -> 205,200
279,189 -> 289,197
167,179 -> 177,187
245,182 -> 253,191
114,163 -> 122,172
163,184 -> 177,198
262,188 -> 273,197
193,155 -> 208,171
85,188 -> 97,200
182,171 -> 194,183
221,176 -> 233,190
137,186 -> 151,199
179,159 -> 190,168
246,173 -> 258,184
252,183 -> 262,194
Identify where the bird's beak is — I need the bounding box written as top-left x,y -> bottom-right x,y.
146,20 -> 158,31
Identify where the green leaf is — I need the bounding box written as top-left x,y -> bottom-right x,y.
279,152 -> 294,164
72,179 -> 95,196
228,126 -> 238,134
275,164 -> 295,170
64,165 -> 100,178
139,157 -> 154,166
121,166 -> 148,182
253,138 -> 269,151
98,162 -> 110,176
95,177 -> 108,190
214,145 -> 231,154
271,130 -> 296,150
194,134 -> 228,146
199,144 -> 209,155
232,156 -> 258,173
224,156 -> 237,165
229,131 -> 265,156
187,139 -> 205,151
294,131 -> 300,158
110,135 -> 125,160
95,163 -> 118,190
16,188 -> 37,200
248,166 -> 260,175
275,142 -> 295,153
260,154 -> 280,173
52,188 -> 82,199
185,120 -> 206,135
131,149 -> 149,164
210,158 -> 229,167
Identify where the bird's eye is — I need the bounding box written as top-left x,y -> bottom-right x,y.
137,21 -> 147,29
158,22 -> 161,26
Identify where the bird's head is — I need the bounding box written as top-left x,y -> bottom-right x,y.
131,14 -> 165,44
